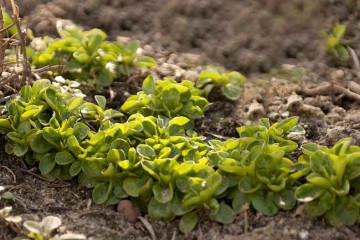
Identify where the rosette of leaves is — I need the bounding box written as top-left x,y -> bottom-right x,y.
121,76 -> 208,120
124,114 -> 209,162
295,138 -> 360,226
138,154 -> 232,233
28,23 -> 156,88
196,68 -> 245,100
208,117 -> 306,216
79,136 -> 149,205
0,79 -> 122,180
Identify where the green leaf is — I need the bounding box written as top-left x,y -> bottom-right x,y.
114,184 -> 128,199
148,197 -> 175,222
153,183 -> 173,203
199,70 -> 222,81
89,131 -> 105,145
55,151 -> 75,165
137,144 -> 155,159
81,158 -> 107,177
179,211 -> 198,233
69,161 -> 82,177
13,143 -> 28,157
169,117 -> 190,127
127,40 -> 140,54
212,202 -> 235,224
42,127 -> 62,148
333,196 -> 359,225
95,95 -> 107,110
73,122 -> 89,141
274,190 -> 296,210
73,52 -> 91,63
138,56 -> 157,68
29,130 -> 54,153
295,183 -> 324,202
39,153 -> 57,175
310,151 -> 333,178
93,182 -> 111,204
162,86 -> 180,110
0,119 -> 11,132
232,192 -> 251,213
252,191 -> 278,216
68,97 -> 84,112
123,177 -> 147,197
20,105 -> 43,121
142,76 -> 155,94
304,191 -> 333,217
87,33 -> 103,52
44,88 -> 62,113
238,176 -> 261,194
222,83 -> 242,100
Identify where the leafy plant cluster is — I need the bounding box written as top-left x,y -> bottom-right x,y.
208,118 -> 306,216
322,23 -> 350,65
2,79 -> 360,231
121,76 -> 208,120
196,68 -> 245,101
27,23 -> 156,88
296,138 -> 360,225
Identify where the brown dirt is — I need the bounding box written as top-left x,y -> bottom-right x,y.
1,0 -> 360,239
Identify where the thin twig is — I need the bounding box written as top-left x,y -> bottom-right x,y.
0,3 -> 4,73
0,21 -> 16,33
19,168 -> 55,182
0,71 -> 21,88
300,82 -> 360,102
10,0 -> 28,85
348,46 -> 360,72
138,216 -> 156,240
20,168 -> 70,187
0,165 -> 16,183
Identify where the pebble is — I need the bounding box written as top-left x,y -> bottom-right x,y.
117,200 -> 141,223
330,69 -> 345,81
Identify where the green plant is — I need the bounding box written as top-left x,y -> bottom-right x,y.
322,23 -> 350,65
295,138 -> 360,226
28,23 -> 156,88
0,186 -> 22,224
121,76 -> 208,120
1,9 -> 18,37
208,117 -> 306,216
22,216 -> 86,240
196,68 -> 245,100
0,79 -> 122,180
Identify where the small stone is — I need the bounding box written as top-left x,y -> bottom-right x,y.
117,200 -> 140,223
299,230 -> 309,240
330,69 -> 345,81
116,36 -> 131,44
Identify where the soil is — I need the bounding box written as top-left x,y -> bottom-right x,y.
1,0 -> 360,239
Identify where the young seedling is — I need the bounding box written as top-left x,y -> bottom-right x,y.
322,23 -> 350,66
196,68 -> 245,101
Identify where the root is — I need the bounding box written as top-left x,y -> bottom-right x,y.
299,81 -> 360,102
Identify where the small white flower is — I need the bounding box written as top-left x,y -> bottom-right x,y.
98,49 -> 105,56
105,62 -> 116,74
136,48 -> 143,55
30,38 -> 47,51
117,55 -> 123,62
54,76 -> 66,84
